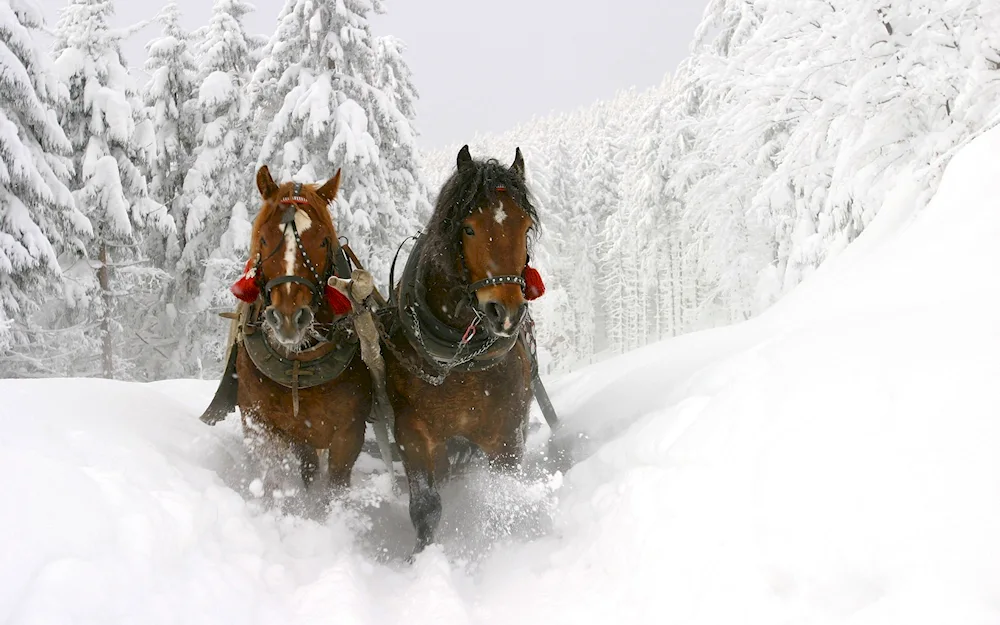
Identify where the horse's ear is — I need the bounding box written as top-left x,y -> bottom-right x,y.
510,147 -> 525,180
316,168 -> 342,203
256,165 -> 279,199
457,145 -> 473,171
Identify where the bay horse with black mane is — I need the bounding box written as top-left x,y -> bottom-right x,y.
201,166 -> 373,492
382,145 -> 546,553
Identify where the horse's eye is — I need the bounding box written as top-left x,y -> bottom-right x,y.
463,226 -> 475,236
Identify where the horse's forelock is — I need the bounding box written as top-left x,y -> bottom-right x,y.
423,156 -> 539,272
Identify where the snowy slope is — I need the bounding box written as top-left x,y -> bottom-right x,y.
3,126 -> 1000,624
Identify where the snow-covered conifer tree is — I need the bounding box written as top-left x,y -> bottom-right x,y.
143,2 -> 198,269
169,0 -> 255,377
250,0 -> 428,283
678,0 -> 1000,316
582,132 -> 625,354
51,0 -> 174,379
549,136 -> 595,363
527,137 -> 586,371
0,0 -> 90,375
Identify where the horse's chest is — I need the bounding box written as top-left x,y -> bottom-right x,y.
397,344 -> 531,437
455,388 -> 526,433
236,348 -> 369,447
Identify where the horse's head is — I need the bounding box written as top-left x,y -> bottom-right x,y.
250,165 -> 342,350
431,145 -> 538,337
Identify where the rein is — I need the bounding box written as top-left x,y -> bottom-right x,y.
388,232 -> 419,307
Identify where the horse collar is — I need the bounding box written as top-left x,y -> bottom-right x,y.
396,236 -> 519,374
242,304 -> 358,391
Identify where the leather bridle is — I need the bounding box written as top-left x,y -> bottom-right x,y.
255,183 -> 350,310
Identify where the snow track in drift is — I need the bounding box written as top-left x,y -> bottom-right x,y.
4,126 -> 1000,624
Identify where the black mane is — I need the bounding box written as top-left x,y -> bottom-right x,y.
422,156 -> 538,276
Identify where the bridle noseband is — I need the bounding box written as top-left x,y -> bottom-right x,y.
466,273 -> 526,293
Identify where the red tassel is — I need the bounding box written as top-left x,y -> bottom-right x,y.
231,258 -> 260,303
325,284 -> 353,315
523,265 -> 545,300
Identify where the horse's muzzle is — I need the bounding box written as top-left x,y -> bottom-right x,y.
264,305 -> 314,347
481,301 -> 526,337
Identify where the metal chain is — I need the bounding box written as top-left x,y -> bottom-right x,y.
409,305 -> 500,373
375,307 -> 500,386
375,314 -> 449,386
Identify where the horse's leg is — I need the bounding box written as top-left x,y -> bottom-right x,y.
396,417 -> 442,554
479,426 -> 526,473
241,412 -> 301,499
327,417 -> 365,489
488,445 -> 523,472
291,441 -> 319,487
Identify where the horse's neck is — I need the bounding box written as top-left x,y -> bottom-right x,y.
418,256 -> 474,330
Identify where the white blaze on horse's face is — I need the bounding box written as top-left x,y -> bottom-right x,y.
283,209 -> 313,293
493,200 -> 507,225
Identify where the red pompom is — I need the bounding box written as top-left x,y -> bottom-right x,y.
231,258 -> 260,303
523,265 -> 545,300
325,284 -> 353,315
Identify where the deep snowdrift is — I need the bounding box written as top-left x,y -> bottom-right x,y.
3,127 -> 1000,624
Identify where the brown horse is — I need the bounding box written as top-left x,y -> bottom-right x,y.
227,166 -> 372,491
382,145 -> 541,553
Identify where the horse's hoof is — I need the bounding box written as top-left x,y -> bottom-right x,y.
405,548 -> 420,565
407,539 -> 432,564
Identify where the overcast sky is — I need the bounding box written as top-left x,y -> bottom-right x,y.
35,0 -> 708,149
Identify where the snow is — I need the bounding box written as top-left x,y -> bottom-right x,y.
3,126 -> 1000,622
199,71 -> 236,109
86,155 -> 133,238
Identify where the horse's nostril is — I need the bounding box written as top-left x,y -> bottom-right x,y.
485,302 -> 505,324
293,307 -> 313,330
265,308 -> 281,329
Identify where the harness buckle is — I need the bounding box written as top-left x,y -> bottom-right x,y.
461,323 -> 476,344
461,308 -> 487,345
